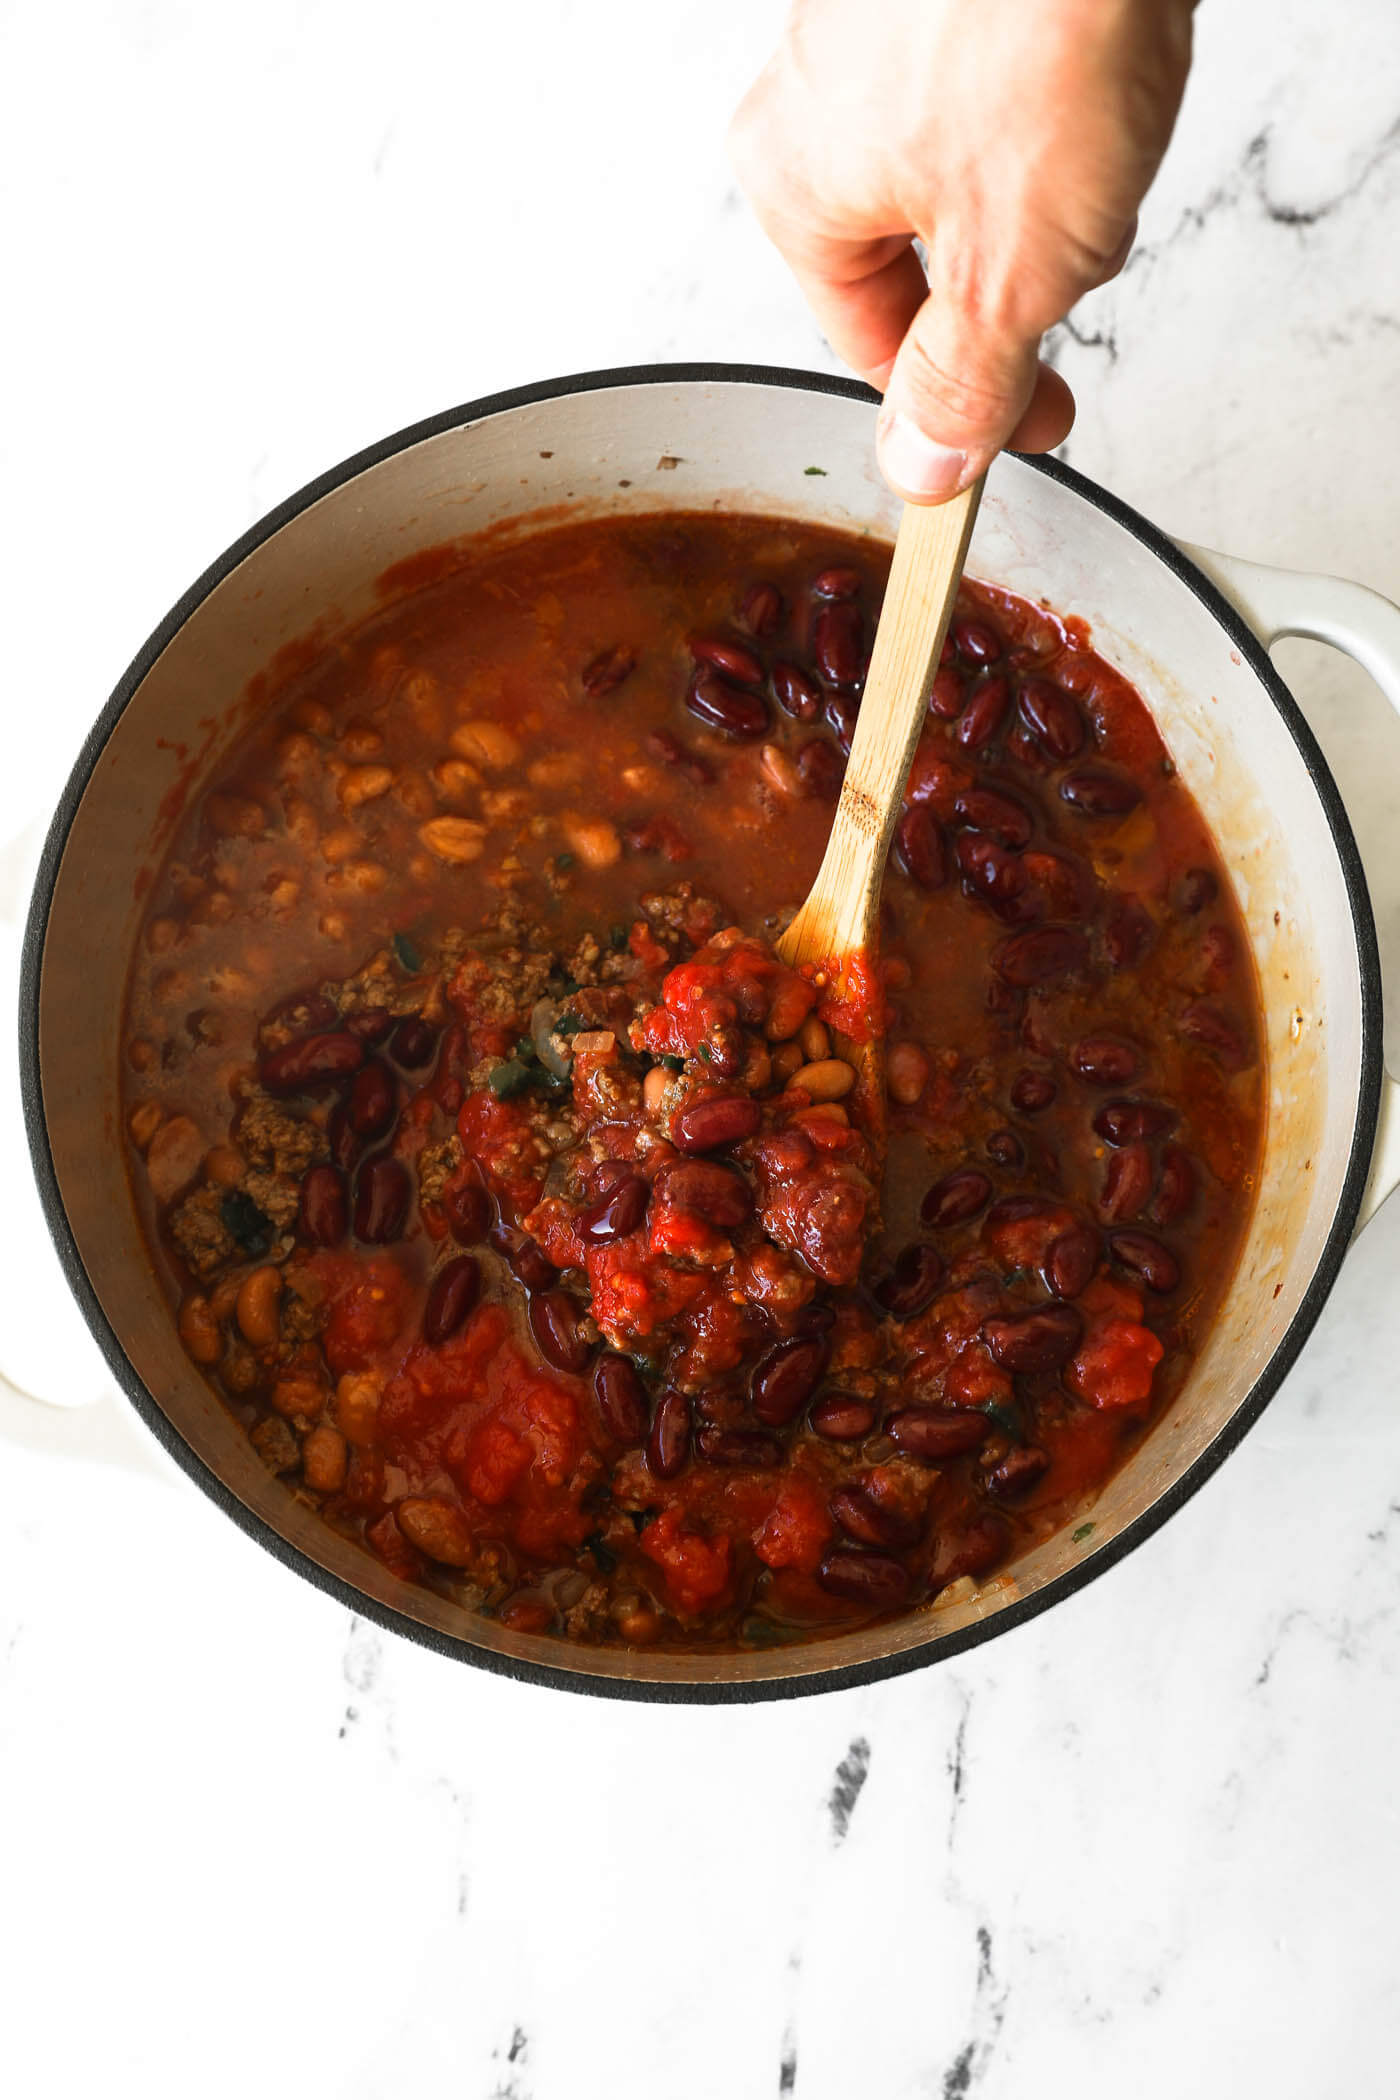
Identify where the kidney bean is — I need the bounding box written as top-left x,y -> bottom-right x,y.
956,833 -> 1031,916
897,803 -> 949,889
928,666 -> 967,719
793,1302 -> 838,1338
578,1170 -> 649,1243
582,643 -> 637,696
1061,769 -> 1142,817
752,1336 -> 828,1426
645,728 -> 714,786
1010,1068 -> 1056,1113
529,1290 -> 593,1373
817,1549 -> 910,1611
1093,1098 -> 1177,1146
986,1128 -> 1024,1169
1109,1231 -> 1181,1293
888,1407 -> 990,1459
265,989 -> 338,1036
655,1158 -> 753,1229
923,1168 -> 992,1230
953,786 -> 1032,848
740,581 -> 784,636
1044,1222 -> 1098,1300
1175,866 -> 1218,915
770,661 -> 821,723
686,668 -> 769,738
812,565 -> 861,601
697,1427 -> 784,1467
1101,1142 -> 1154,1223
646,1386 -> 692,1479
1071,1037 -> 1139,1087
810,1392 -> 877,1441
1018,675 -> 1085,759
444,1163 -> 492,1244
690,634 -> 765,688
260,1030 -> 364,1097
825,690 -> 860,753
1006,722 -> 1054,775
938,1512 -> 1011,1587
872,1242 -> 945,1320
299,1163 -> 347,1246
492,1226 -> 558,1294
391,1016 -> 437,1069
348,1058 -> 397,1139
813,601 -> 865,689
423,1256 -> 480,1344
353,1154 -> 412,1243
594,1354 -> 650,1444
830,1485 -> 919,1550
981,1306 -> 1083,1371
1149,1144 -> 1197,1226
672,1094 -> 762,1154
986,1446 -> 1050,1499
953,616 -> 1003,665
344,1007 -> 395,1044
797,737 -> 844,799
993,926 -> 1088,987
956,673 -> 1011,752
1103,894 -> 1155,971
327,1100 -> 360,1172
985,1194 -> 1054,1234
1180,1002 -> 1249,1068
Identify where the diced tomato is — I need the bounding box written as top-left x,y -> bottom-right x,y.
629,921 -> 670,972
378,1303 -> 510,1444
945,1344 -> 1014,1409
319,1257 -> 412,1375
639,1506 -> 733,1613
584,1237 -> 712,1348
526,1195 -> 591,1272
983,1203 -> 1075,1272
1068,1320 -> 1164,1409
457,1088 -> 548,1211
809,947 -> 885,1043
753,1475 -> 832,1575
464,1418 -> 533,1504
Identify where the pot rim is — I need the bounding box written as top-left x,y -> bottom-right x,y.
18,360 -> 1384,1703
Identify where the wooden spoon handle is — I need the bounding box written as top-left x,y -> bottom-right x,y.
778,479 -> 984,970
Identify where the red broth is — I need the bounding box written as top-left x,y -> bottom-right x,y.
122,512 -> 1264,1650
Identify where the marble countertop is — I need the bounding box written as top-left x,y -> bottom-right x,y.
4,2 -> 1400,2093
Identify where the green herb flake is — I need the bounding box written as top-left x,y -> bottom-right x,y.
584,1534 -> 618,1574
555,851 -> 576,872
488,1058 -> 533,1100
554,1011 -> 584,1038
803,465 -> 828,477
697,1041 -> 713,1064
609,923 -> 628,951
1073,1522 -> 1096,1544
658,1054 -> 684,1074
392,932 -> 422,973
981,1401 -> 1021,1441
219,1189 -> 272,1256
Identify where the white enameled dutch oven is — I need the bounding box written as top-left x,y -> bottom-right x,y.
17,365 -> 1400,1701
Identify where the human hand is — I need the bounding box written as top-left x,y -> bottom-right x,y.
729,0 -> 1196,501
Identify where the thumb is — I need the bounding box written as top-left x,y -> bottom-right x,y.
876,287 -> 1043,504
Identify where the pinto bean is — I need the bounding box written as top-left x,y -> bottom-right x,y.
178,1293 -> 223,1365
302,1424 -> 348,1494
886,1041 -> 930,1105
235,1265 -> 282,1348
792,1057 -> 855,1102
396,1496 -> 474,1567
418,815 -> 488,863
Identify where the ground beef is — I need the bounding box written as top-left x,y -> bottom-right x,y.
417,1131 -> 464,1206
562,1581 -> 612,1640
250,1415 -> 299,1473
235,1090 -> 326,1178
167,1184 -> 236,1277
243,1166 -> 301,1230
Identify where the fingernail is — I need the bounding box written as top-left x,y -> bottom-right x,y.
877,408 -> 968,502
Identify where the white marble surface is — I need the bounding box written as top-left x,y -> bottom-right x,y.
4,2 -> 1400,2093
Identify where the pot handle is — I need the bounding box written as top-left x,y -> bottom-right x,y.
1179,541 -> 1400,1231
0,1368 -> 173,1481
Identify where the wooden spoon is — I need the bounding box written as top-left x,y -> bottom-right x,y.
777,478 -> 985,1136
